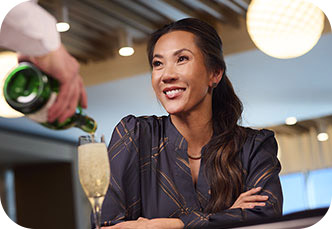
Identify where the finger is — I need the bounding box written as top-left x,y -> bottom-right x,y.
236,187 -> 263,203
48,87 -> 69,122
244,202 -> 266,209
49,65 -> 80,122
48,79 -> 75,122
242,195 -> 269,202
78,76 -> 88,108
241,187 -> 262,197
230,196 -> 267,209
58,81 -> 80,123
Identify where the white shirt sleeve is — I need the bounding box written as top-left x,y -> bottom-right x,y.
0,0 -> 61,56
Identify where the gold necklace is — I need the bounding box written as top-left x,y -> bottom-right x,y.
187,154 -> 202,160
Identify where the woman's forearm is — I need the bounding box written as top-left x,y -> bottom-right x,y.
102,217 -> 184,229
149,218 -> 184,229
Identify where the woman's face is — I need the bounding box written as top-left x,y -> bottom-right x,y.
151,31 -> 215,116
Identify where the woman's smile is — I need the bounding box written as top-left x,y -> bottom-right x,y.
163,87 -> 186,99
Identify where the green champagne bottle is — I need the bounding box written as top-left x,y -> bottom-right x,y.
3,62 -> 97,133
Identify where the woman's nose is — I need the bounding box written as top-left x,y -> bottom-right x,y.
161,65 -> 178,83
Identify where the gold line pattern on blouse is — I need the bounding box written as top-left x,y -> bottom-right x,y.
175,161 -> 192,177
98,116 -> 283,228
250,164 -> 271,186
154,168 -> 185,205
110,173 -> 125,198
176,157 -> 190,168
254,167 -> 274,186
196,189 -> 208,203
120,120 -> 138,153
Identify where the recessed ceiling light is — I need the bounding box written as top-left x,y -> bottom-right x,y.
119,47 -> 135,57
56,22 -> 70,32
317,133 -> 329,142
285,117 -> 297,125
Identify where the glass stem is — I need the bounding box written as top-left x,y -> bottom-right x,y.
93,197 -> 102,229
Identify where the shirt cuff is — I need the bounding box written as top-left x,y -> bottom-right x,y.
0,1 -> 60,56
179,209 -> 209,229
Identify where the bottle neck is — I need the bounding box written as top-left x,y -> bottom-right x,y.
74,109 -> 97,133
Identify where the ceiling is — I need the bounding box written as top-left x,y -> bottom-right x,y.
0,0 -> 332,145
38,0 -> 250,62
269,115 -> 332,136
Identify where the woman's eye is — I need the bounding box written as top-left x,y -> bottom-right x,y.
152,61 -> 162,68
178,56 -> 189,63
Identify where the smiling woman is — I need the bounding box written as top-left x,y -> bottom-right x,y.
96,18 -> 283,229
151,31 -> 215,117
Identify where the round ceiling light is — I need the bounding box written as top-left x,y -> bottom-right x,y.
246,0 -> 325,59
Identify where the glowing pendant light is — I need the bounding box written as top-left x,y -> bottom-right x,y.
246,0 -> 325,59
118,29 -> 135,57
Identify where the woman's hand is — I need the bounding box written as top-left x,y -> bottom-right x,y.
102,217 -> 184,229
230,187 -> 269,209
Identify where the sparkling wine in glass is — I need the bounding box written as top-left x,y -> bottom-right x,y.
78,134 -> 110,229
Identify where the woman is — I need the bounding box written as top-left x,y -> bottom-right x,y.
98,18 -> 283,229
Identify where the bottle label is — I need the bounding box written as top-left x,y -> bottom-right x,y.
27,92 -> 57,123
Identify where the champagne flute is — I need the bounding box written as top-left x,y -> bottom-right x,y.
78,134 -> 110,229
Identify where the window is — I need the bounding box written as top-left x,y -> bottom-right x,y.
307,168 -> 332,209
280,172 -> 307,214
280,168 -> 332,215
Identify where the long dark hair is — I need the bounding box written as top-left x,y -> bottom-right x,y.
147,18 -> 247,213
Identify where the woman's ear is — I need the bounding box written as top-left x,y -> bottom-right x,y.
209,69 -> 224,88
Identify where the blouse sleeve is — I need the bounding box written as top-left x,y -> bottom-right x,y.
92,115 -> 141,228
179,129 -> 283,228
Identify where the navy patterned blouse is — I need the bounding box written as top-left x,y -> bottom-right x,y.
95,115 -> 283,228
